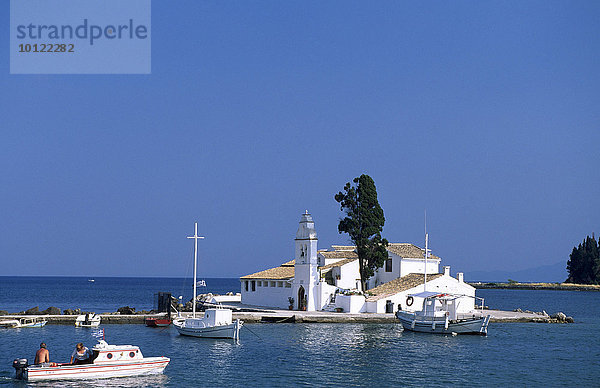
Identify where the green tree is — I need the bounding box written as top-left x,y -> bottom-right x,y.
566,235 -> 600,284
335,174 -> 389,292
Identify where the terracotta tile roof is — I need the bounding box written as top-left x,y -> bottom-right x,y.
386,243 -> 441,261
365,273 -> 443,301
329,243 -> 440,260
240,261 -> 295,280
319,251 -> 358,259
320,258 -> 357,271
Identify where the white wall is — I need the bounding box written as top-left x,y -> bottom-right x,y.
336,260 -> 360,289
425,275 -> 475,313
373,254 -> 402,286
366,274 -> 477,313
335,294 -> 366,313
317,282 -> 337,310
400,258 -> 440,277
319,256 -> 349,267
240,279 -> 292,309
369,254 -> 442,289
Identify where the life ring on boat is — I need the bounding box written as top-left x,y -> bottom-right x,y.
406,296 -> 414,306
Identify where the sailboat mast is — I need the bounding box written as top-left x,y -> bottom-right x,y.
187,223 -> 204,319
424,211 -> 428,292
424,233 -> 428,292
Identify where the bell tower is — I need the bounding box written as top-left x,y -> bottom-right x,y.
293,210 -> 319,311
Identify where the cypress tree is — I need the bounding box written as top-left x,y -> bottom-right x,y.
335,174 -> 389,292
566,235 -> 600,284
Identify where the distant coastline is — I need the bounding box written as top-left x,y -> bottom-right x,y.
469,282 -> 600,292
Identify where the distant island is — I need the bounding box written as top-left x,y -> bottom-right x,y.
469,281 -> 600,292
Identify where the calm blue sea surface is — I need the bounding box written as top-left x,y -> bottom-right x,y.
0,278 -> 599,387
0,277 -> 241,313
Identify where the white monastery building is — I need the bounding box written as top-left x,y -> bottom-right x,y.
240,211 -> 477,314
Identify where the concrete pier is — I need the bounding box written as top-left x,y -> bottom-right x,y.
0,308 -> 563,325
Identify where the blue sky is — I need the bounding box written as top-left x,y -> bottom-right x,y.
1,1 -> 598,279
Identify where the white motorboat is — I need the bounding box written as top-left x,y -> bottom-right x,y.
12,339 -> 169,381
0,317 -> 47,328
396,291 -> 490,335
0,319 -> 20,328
75,313 -> 101,327
173,223 -> 242,340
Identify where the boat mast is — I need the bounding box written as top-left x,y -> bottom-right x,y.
424,211 -> 428,292
424,233 -> 428,292
187,223 -> 204,319
423,212 -> 429,315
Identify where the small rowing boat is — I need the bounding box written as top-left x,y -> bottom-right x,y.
145,317 -> 172,327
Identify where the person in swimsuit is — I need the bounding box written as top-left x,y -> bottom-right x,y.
34,342 -> 49,364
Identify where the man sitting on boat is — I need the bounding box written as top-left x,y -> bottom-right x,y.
34,343 -> 49,364
70,343 -> 93,365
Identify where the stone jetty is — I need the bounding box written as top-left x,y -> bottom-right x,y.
0,308 -> 573,324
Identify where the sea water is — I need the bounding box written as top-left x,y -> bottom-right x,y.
0,277 -> 599,387
0,276 -> 240,313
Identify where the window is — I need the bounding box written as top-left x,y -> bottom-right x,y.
251,281 -> 256,291
277,281 -> 283,287
385,258 -> 392,272
271,281 -> 276,287
257,281 -> 261,287
245,281 -> 248,292
285,283 -> 291,288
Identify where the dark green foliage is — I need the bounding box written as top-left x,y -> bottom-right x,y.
566,235 -> 600,284
335,174 -> 389,292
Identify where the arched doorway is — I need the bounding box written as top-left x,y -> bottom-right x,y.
297,286 -> 305,310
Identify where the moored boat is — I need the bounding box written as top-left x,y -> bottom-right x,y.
12,339 -> 169,381
396,291 -> 490,335
173,222 -> 242,340
145,317 -> 172,327
0,319 -> 20,328
174,308 -> 242,339
395,227 -> 490,335
1,317 -> 47,328
75,313 -> 101,327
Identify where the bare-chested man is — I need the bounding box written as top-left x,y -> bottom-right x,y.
34,342 -> 49,364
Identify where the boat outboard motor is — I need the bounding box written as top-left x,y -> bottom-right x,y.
12,358 -> 28,380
